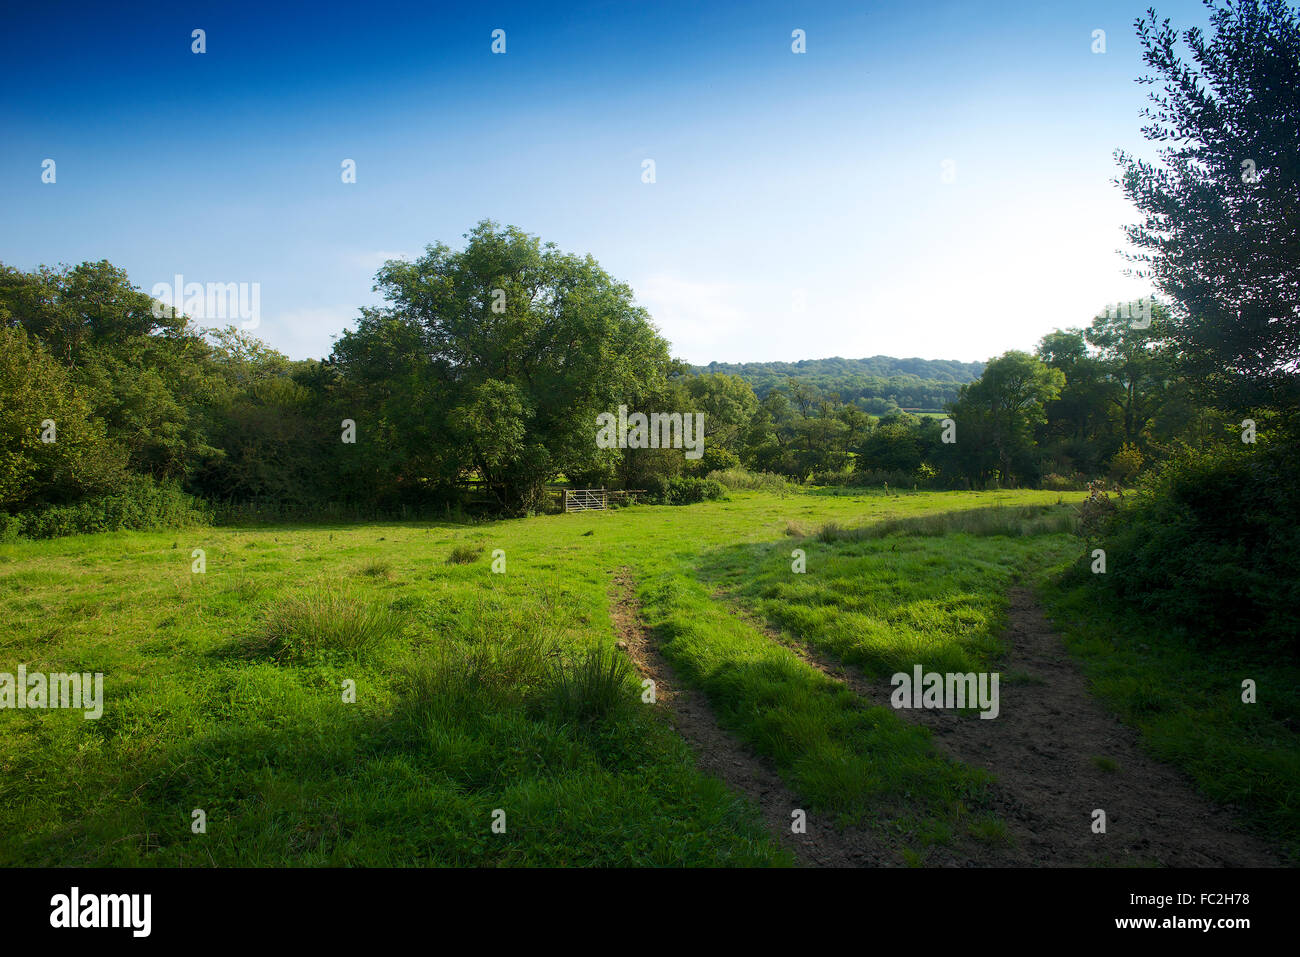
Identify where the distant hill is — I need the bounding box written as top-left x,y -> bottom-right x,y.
690,356 -> 985,413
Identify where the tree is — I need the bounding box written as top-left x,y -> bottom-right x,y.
1083,303 -> 1176,446
348,221 -> 674,512
1116,0 -> 1300,414
948,351 -> 1065,486
1037,327 -> 1114,472
0,260 -> 183,366
858,412 -> 928,474
0,327 -> 128,511
681,373 -> 758,454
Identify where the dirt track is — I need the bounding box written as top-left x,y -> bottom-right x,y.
612,570 -> 1279,867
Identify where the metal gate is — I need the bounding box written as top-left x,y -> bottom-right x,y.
564,489 -> 607,511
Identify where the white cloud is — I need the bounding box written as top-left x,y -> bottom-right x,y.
634,273 -> 753,363
264,305 -> 360,360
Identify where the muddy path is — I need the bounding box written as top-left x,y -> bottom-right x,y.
744,586 -> 1279,867
613,566 -> 1278,867
608,569 -> 895,867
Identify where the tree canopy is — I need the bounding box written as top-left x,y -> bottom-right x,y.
1117,0 -> 1300,413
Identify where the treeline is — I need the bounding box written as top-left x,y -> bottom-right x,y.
0,239 -> 1242,536
666,299 -> 1235,493
0,223 -> 678,529
693,355 -> 983,413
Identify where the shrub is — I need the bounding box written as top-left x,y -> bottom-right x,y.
640,473 -> 670,503
12,478 -> 209,539
707,467 -> 793,493
685,446 -> 741,477
1041,472 -> 1088,491
663,477 -> 726,505
1078,480 -> 1120,546
819,467 -> 928,489
1109,443 -> 1144,484
1098,442 -> 1300,647
808,468 -> 854,486
815,504 -> 1078,541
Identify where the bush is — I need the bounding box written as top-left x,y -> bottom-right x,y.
813,504 -> 1078,541
11,478 -> 209,539
1041,472 -> 1088,491
1078,479 -> 1120,546
662,477 -> 726,505
685,446 -> 741,477
1109,443 -> 1143,484
706,467 -> 792,493
1098,442 -> 1300,647
816,467 -> 933,488
640,473 -> 670,502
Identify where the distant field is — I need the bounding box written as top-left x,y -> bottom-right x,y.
1,488 -> 1292,866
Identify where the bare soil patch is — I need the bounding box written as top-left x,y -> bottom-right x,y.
756,586 -> 1279,866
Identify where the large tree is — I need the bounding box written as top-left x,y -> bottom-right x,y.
947,351 -> 1065,487
340,221 -> 674,512
1116,0 -> 1300,414
681,372 -> 758,454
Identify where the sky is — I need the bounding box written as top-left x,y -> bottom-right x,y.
0,0 -> 1213,365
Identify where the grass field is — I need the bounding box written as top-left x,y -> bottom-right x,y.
1,488 -> 1294,865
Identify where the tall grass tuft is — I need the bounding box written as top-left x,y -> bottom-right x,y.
446,543 -> 482,564
258,583 -> 403,661
360,559 -> 393,578
546,644 -> 636,724
400,621 -> 554,723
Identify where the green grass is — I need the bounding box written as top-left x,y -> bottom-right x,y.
623,500 -> 1081,857
699,511 -> 1079,678
1,486 -> 1290,866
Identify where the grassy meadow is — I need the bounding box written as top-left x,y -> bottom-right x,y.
1,487 -> 1295,865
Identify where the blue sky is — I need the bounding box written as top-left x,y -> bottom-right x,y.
0,0 -> 1211,364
